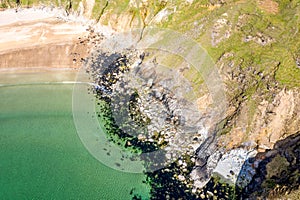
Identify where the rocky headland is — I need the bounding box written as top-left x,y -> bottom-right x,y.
1,0 -> 300,199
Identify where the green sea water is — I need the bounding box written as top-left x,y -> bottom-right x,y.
0,70 -> 150,199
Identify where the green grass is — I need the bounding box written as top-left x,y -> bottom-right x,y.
1,0 -> 299,88
161,0 -> 300,88
92,0 -> 107,20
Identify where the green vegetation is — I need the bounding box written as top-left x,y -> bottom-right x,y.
3,0 -> 299,89
92,0 -> 108,21
266,155 -> 289,179
201,175 -> 240,200
163,0 -> 300,88
1,1 -> 299,199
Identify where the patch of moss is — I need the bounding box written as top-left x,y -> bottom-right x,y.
202,175 -> 241,200
92,0 -> 107,20
266,155 -> 289,179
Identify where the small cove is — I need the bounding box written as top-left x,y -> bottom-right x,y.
0,70 -> 150,199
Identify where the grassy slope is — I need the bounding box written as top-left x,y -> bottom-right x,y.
164,0 -> 300,88
4,0 -> 299,89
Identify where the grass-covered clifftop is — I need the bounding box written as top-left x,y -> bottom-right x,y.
100,0 -> 300,89
4,0 -> 299,88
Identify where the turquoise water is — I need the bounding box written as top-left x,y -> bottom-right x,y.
0,71 -> 149,199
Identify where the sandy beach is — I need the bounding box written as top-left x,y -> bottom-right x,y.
0,8 -> 90,71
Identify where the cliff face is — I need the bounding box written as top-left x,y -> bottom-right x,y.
89,1 -> 300,197
2,0 -> 299,198
241,132 -> 300,199
77,0 -> 300,147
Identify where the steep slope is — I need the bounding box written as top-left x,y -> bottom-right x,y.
1,0 -> 300,199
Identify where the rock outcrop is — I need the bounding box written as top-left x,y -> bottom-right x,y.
241,132 -> 300,199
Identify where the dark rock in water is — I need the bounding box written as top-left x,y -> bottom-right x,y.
85,48 -> 224,199
145,160 -> 198,200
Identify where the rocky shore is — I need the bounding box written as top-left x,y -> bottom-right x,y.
2,1 -> 300,199
82,26 -> 300,198
79,13 -> 300,198
81,34 -> 252,198
80,30 -> 219,197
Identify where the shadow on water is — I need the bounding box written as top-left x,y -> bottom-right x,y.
236,131 -> 300,199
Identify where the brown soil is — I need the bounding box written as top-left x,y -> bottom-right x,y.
257,0 -> 279,14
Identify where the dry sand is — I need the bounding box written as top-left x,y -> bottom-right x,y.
0,8 -> 91,71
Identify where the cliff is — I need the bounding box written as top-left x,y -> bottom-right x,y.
1,0 -> 299,199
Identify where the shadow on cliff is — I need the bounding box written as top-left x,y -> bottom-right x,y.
236,132 -> 300,199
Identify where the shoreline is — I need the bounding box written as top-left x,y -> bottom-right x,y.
0,67 -> 79,85
0,66 -> 79,73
